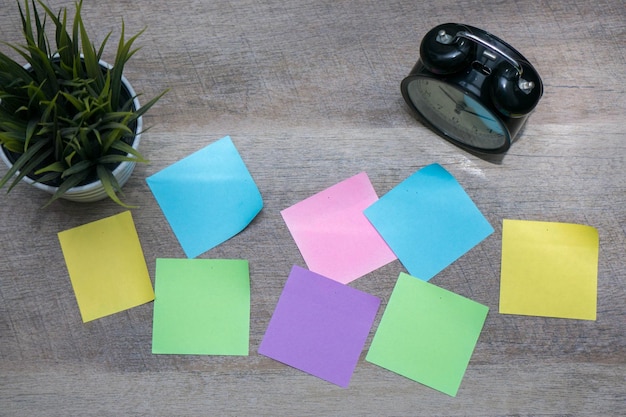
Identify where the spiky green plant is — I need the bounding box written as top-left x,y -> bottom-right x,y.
0,0 -> 166,207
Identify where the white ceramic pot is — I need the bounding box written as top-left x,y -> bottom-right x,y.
0,59 -> 142,203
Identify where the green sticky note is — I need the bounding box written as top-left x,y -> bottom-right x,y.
152,259 -> 250,355
366,273 -> 488,396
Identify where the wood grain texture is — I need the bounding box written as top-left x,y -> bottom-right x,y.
0,0 -> 624,416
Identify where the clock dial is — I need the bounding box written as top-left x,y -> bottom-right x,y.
406,77 -> 508,150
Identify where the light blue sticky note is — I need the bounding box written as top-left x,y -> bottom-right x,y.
146,136 -> 263,258
364,164 -> 493,280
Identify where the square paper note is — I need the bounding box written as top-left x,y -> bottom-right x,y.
499,219 -> 599,320
146,136 -> 263,258
366,272 -> 488,397
281,172 -> 396,283
364,163 -> 493,280
259,265 -> 380,387
152,258 -> 250,355
57,211 -> 154,322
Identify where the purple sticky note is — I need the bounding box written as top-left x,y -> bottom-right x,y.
258,265 -> 381,388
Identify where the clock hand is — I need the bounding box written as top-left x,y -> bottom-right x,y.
460,108 -> 496,121
438,85 -> 496,121
438,86 -> 457,103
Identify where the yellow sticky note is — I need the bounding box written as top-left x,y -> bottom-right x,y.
58,211 -> 154,322
499,219 -> 598,320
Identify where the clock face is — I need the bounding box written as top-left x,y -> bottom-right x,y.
406,77 -> 508,150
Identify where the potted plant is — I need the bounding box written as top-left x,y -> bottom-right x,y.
0,0 -> 166,207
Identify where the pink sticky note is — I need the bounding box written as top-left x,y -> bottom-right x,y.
258,265 -> 381,388
281,172 -> 396,283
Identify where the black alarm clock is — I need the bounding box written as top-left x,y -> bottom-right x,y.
401,23 -> 543,153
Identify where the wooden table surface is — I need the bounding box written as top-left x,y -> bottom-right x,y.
1,0 -> 624,415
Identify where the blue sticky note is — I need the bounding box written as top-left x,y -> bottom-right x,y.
364,164 -> 493,280
146,136 -> 263,258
